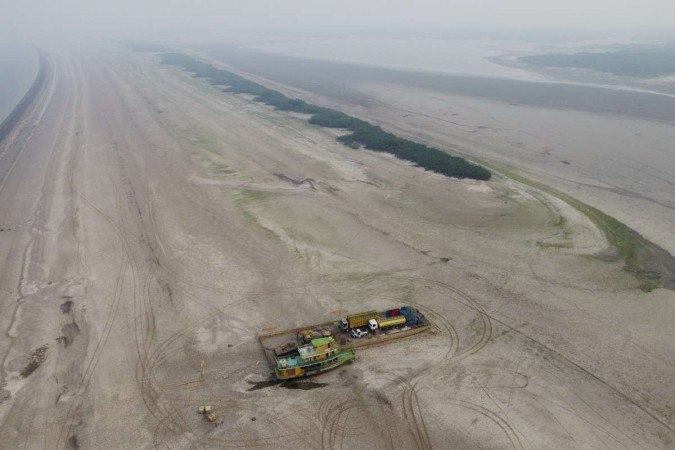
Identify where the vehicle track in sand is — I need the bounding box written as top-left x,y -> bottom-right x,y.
400,381 -> 432,450
447,398 -> 524,449
317,390 -> 404,450
3,63 -> 67,446
54,137 -> 131,450
39,54 -> 95,450
108,135 -> 192,443
98,69 -> 262,438
389,276 -> 524,448
408,274 -> 674,443
2,47 -> 672,448
54,254 -> 128,449
0,52 -> 107,449
397,274 -> 668,447
92,71 -> 244,445
0,54 -> 59,395
346,274 -> 498,449
89,59 -> 324,448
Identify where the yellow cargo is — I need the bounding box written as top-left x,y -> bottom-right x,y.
379,316 -> 406,329
346,311 -> 379,329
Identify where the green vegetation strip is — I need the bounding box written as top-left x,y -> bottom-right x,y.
491,166 -> 673,292
158,52 -> 491,181
519,47 -> 675,78
130,44 -> 673,291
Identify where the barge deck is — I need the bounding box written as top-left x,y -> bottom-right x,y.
258,308 -> 431,372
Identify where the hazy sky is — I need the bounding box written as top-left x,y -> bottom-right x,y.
2,0 -> 674,41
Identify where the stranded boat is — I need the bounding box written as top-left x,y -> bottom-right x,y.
275,336 -> 355,380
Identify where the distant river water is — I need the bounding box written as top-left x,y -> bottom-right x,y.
0,43 -> 39,125
200,45 -> 675,124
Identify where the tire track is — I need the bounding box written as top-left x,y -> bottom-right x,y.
0,51 -> 113,450
447,399 -> 524,450
381,276 -> 503,449
108,147 -> 194,441
54,253 -> 128,448
40,53 -> 91,450
2,54 -> 71,447
98,90 -> 314,447
400,381 -> 432,450
403,276 -> 493,361
319,396 -> 390,450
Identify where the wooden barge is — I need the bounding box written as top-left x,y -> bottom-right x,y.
259,306 -> 431,378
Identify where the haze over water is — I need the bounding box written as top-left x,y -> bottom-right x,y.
200,44 -> 675,124
0,43 -> 39,123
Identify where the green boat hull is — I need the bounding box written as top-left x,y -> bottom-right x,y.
276,349 -> 355,380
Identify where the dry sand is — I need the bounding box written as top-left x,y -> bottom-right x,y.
0,45 -> 673,448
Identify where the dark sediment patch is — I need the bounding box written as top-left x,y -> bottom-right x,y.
275,173 -> 317,189
281,380 -> 328,390
57,322 -> 80,347
246,379 -> 278,391
246,379 -> 329,391
630,233 -> 675,291
60,299 -> 73,314
67,435 -> 80,449
20,344 -> 48,378
0,389 -> 10,404
375,391 -> 393,406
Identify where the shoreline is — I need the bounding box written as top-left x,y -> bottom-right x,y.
0,48 -> 48,144
485,163 -> 675,291
159,51 -> 491,180
200,45 -> 675,124
190,49 -> 675,291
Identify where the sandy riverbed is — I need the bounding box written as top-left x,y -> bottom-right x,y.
0,44 -> 672,448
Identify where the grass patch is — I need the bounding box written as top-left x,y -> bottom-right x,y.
202,155 -> 236,176
519,47 -> 675,78
536,241 -> 573,250
237,189 -> 268,205
193,134 -> 238,176
193,135 -> 220,154
210,161 -> 235,176
639,279 -> 661,293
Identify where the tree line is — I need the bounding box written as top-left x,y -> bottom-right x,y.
520,47 -> 675,78
160,52 -> 491,181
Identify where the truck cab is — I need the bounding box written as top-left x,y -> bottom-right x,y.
368,319 -> 379,331
340,318 -> 349,330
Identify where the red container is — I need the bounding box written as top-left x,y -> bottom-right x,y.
391,308 -> 400,316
